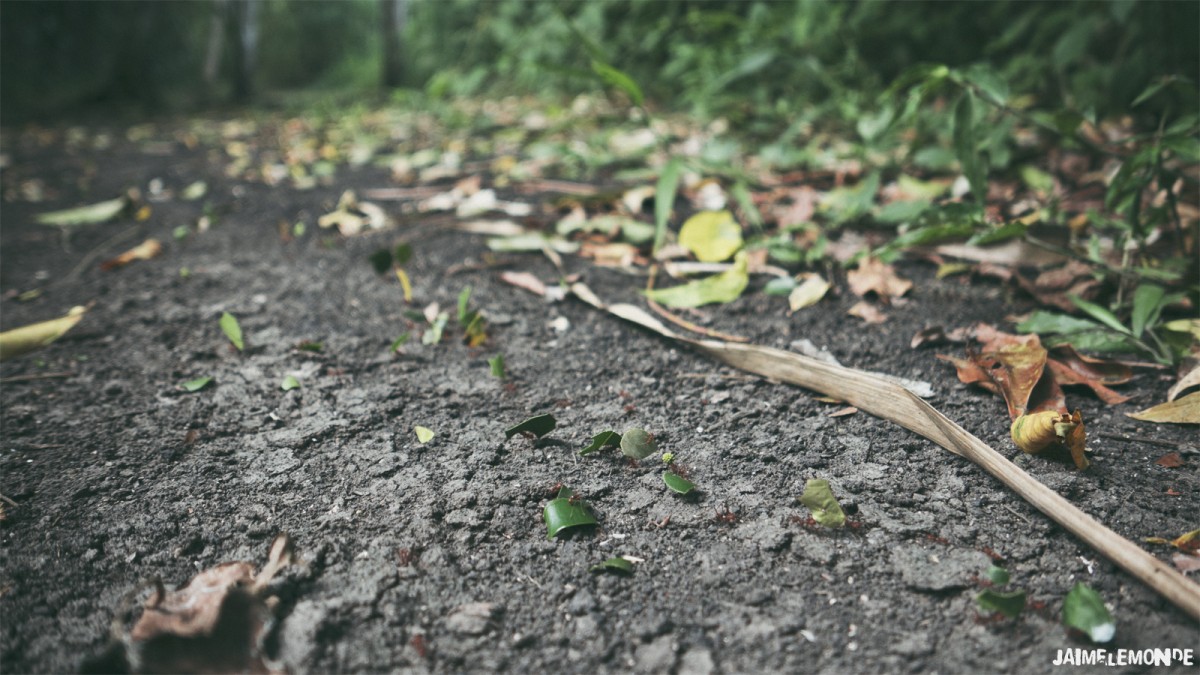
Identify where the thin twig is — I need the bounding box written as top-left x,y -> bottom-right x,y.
1098,432 -> 1197,451
0,371 -> 76,384
644,265 -> 750,343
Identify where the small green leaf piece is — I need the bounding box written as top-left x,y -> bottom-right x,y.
505,413 -> 557,440
976,589 -> 1027,619
369,249 -> 393,274
643,252 -> 749,308
986,564 -> 1010,586
798,478 -> 846,528
390,333 -> 411,352
1130,284 -> 1165,339
219,312 -> 244,351
181,377 -> 212,392
36,196 -> 126,226
1069,295 -> 1131,335
415,426 -> 435,443
1062,582 -> 1115,643
580,430 -> 621,456
393,242 -> 413,266
458,286 -> 473,323
678,210 -> 743,262
589,556 -> 633,574
544,486 -> 598,539
297,341 -> 323,353
488,354 -> 506,379
280,375 -> 300,391
422,313 -> 448,345
1016,311 -> 1100,336
663,471 -> 696,495
620,428 -> 658,460
654,158 -> 683,253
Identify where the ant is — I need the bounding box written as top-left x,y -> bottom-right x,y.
714,503 -> 738,524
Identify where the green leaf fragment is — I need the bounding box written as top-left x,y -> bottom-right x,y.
589,556 -> 633,574
297,341 -> 323,353
181,377 -> 212,392
679,210 -> 744,262
390,333 -> 411,352
654,158 -> 683,253
763,277 -> 795,296
619,428 -> 658,460
458,286 -> 473,323
580,430 -> 621,456
414,426 -> 435,443
643,252 -> 748,308
798,478 -> 846,528
369,249 -> 393,274
488,354 -> 505,379
986,564 -> 1010,586
422,313 -> 448,345
976,589 -> 1027,619
590,59 -> 644,107
544,486 -> 597,539
1068,295 -> 1131,335
280,375 -> 300,391
393,242 -> 413,266
219,312 -> 244,351
1062,582 -> 1115,643
505,413 -> 557,439
1130,284 -> 1165,339
663,471 -> 696,495
1016,311 -> 1100,336
36,196 -> 126,226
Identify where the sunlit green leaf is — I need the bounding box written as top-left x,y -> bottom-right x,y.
580,430 -> 621,456
620,428 -> 657,460
488,354 -> 505,379
976,589 -> 1026,619
679,210 -> 743,262
1020,165 -> 1055,196
505,413 -> 557,439
36,196 -> 126,226
280,375 -> 300,391
1069,295 -> 1131,334
874,200 -> 930,225
764,277 -> 796,296
820,172 -> 880,223
798,478 -> 846,528
415,425 -> 435,443
220,312 -> 244,351
953,91 -> 987,203
544,486 -> 598,539
589,556 -> 633,574
730,180 -> 763,230
181,181 -> 208,201
644,252 -> 748,308
458,286 -> 473,323
181,377 -> 212,392
967,221 -> 1027,246
1063,582 -> 1115,643
663,471 -> 696,495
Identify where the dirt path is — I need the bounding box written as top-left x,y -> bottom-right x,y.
1,114 -> 1196,674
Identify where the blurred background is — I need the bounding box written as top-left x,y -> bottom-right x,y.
2,0 -> 1196,129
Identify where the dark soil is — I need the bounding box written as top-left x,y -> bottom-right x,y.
1,115 -> 1196,675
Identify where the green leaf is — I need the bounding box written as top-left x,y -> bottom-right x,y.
1130,284 -> 1165,339
1016,311 -> 1100,335
619,428 -> 658,460
580,430 -> 621,456
457,286 -> 473,323
819,172 -> 880,223
967,221 -> 1027,246
763,277 -> 796,296
730,180 -> 763,230
798,478 -> 846,528
873,200 -> 930,225
422,313 -> 448,345
643,252 -> 749,308
953,91 -> 987,204
544,486 -> 597,539
654,158 -> 683,253
1019,165 -> 1055,196
390,333 -> 411,352
1069,295 -> 1131,335
280,375 -> 300,391
679,210 -> 743,262
180,376 -> 212,393
369,249 -> 393,275
976,589 -> 1027,619
505,413 -> 557,439
414,426 -> 435,443
297,341 -> 323,353
1063,582 -> 1116,643
986,564 -> 1010,586
488,354 -> 505,379
663,471 -> 696,495
393,242 -> 413,266
181,181 -> 208,201
1043,330 -> 1141,354
1131,76 -> 1179,107
219,312 -> 244,351
962,65 -> 1009,106
591,59 -> 644,107
589,556 -> 633,574
36,196 -> 126,226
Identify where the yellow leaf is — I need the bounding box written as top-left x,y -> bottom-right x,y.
787,274 -> 830,314
678,210 -> 743,262
1127,392 -> 1200,424
0,306 -> 87,361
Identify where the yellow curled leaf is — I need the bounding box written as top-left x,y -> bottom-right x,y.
1011,409 -> 1087,469
0,306 -> 87,361
678,210 -> 743,262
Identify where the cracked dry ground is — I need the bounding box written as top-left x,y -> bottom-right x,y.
1,119 -> 1197,674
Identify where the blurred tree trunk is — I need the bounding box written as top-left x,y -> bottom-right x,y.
230,0 -> 260,102
381,0 -> 408,88
203,0 -> 228,90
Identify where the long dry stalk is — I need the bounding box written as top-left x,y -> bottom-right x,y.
570,283 -> 1200,620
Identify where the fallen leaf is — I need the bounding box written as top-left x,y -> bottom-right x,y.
1011,409 -> 1088,469
499,271 -> 548,297
828,406 -> 859,418
180,377 -> 212,393
544,486 -> 597,539
318,190 -> 388,235
788,274 -> 831,314
976,589 -> 1027,619
1168,361 -> 1200,402
415,426 -> 435,443
643,252 -> 749,308
678,210 -> 743,262
589,556 -> 634,574
36,195 -> 127,226
219,312 -> 243,351
847,301 -> 887,324
620,428 -> 658,460
1062,582 -> 1115,643
505,414 -> 557,439
280,375 -> 300,391
1127,393 -> 1200,424
1044,345 -> 1131,404
0,306 -> 87,361
1015,260 -> 1101,312
181,181 -> 208,201
663,471 -> 697,495
100,238 -> 163,271
798,478 -> 846,528
847,256 -> 912,300
1155,452 -> 1184,468
488,354 -> 505,379
579,430 -> 621,456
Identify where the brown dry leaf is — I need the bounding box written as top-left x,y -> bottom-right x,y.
1127,392 -> 1200,424
847,256 -> 912,300
978,341 -> 1049,420
828,406 -> 859,418
100,238 -> 162,271
1171,554 -> 1200,575
912,326 -> 948,349
1014,260 -> 1101,312
937,354 -> 1001,395
935,240 -> 1066,268
1156,452 -> 1184,468
1045,345 -> 1131,405
847,301 -> 887,324
499,271 -> 547,297
127,534 -> 293,673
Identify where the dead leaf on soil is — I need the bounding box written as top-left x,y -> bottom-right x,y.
847,256 -> 912,301
788,274 -> 831,314
0,305 -> 87,362
1045,345 -> 1132,405
1155,452 -> 1185,468
1167,361 -> 1200,402
123,533 -> 294,674
100,238 -> 163,271
847,301 -> 887,324
318,190 -> 388,236
1014,260 -> 1101,312
1127,392 -> 1200,425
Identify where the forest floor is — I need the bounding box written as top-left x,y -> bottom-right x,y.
1,99 -> 1197,674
